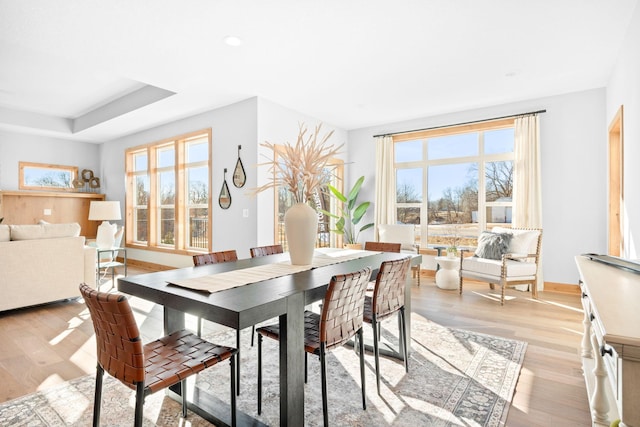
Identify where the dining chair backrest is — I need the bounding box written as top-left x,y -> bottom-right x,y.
364,241 -> 401,253
80,282 -> 144,388
372,257 -> 411,320
250,244 -> 284,258
320,267 -> 371,350
193,250 -> 238,266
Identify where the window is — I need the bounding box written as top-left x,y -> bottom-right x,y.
273,146 -> 344,249
19,162 -> 78,191
126,129 -> 211,254
394,119 -> 515,248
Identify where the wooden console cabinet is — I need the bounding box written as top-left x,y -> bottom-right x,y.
575,255 -> 640,427
0,190 -> 105,238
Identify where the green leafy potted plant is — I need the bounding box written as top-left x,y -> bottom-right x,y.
321,176 -> 374,249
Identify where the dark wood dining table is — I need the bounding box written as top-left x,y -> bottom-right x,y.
118,249 -> 421,427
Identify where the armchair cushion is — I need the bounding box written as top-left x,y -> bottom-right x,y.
462,256 -> 537,279
474,231 -> 513,260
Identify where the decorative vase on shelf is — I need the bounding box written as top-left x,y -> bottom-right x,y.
284,202 -> 318,265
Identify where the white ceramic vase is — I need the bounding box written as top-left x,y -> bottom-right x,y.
284,202 -> 318,265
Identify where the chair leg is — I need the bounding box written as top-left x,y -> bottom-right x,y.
305,352 -> 308,384
230,355 -> 237,427
134,382 -> 145,427
197,318 -> 202,337
417,265 -> 421,286
358,328 -> 366,410
459,275 -> 463,295
319,343 -> 329,427
501,284 -> 505,306
251,325 -> 255,346
181,379 -> 188,418
93,364 -> 104,427
400,307 -> 408,373
372,317 -> 381,395
257,334 -> 262,415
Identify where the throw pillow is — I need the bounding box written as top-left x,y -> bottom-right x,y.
474,231 -> 513,260
492,226 -> 540,257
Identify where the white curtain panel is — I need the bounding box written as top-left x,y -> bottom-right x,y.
513,114 -> 544,289
374,135 -> 396,239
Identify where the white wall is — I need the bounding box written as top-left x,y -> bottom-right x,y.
607,1 -> 640,259
0,130 -> 100,191
100,98 -> 259,267
348,88 -> 607,286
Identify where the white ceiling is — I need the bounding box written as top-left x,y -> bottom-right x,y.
0,0 -> 637,143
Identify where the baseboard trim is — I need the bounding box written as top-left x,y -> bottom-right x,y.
544,281 -> 580,294
125,258 -> 175,272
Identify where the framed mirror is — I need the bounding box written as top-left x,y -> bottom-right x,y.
219,168 -> 231,209
233,145 -> 246,188
19,162 -> 78,191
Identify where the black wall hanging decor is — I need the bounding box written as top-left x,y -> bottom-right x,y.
233,144 -> 246,188
219,168 -> 231,209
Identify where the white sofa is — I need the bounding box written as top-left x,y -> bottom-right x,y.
0,223 -> 96,312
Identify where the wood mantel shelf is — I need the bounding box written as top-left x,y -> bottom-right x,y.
0,190 -> 106,238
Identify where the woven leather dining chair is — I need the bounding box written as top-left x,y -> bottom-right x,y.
192,249 -> 238,267
79,283 -> 237,427
363,241 -> 401,253
192,250 -> 239,337
248,244 -> 284,345
363,241 -> 401,292
256,267 -> 371,427
249,244 -> 284,258
192,249 -> 251,396
363,257 -> 411,395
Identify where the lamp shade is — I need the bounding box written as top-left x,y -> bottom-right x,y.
88,201 -> 121,221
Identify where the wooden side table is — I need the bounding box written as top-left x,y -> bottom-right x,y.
434,256 -> 460,290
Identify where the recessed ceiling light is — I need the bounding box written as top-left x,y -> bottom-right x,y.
223,36 -> 243,47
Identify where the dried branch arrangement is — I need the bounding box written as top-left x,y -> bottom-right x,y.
254,123 -> 343,204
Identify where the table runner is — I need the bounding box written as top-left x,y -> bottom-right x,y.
167,248 -> 379,293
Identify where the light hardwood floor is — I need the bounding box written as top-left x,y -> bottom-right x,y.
0,267 -> 591,426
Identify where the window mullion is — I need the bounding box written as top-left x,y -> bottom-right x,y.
175,140 -> 184,251
478,132 -> 486,230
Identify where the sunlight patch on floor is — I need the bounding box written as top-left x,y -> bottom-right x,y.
531,298 -> 583,313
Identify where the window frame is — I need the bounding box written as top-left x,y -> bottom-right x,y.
19,161 -> 78,191
125,129 -> 212,255
393,118 -> 515,248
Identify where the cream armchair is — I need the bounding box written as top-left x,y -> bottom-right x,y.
459,227 -> 542,305
377,224 -> 421,285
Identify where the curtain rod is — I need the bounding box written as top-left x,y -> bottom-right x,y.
373,109 -> 547,138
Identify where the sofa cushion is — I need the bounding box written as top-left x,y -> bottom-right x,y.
0,225 -> 9,242
462,256 -> 537,278
474,231 -> 513,260
9,223 -> 81,241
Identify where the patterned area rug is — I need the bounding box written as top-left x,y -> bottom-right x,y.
0,313 -> 526,426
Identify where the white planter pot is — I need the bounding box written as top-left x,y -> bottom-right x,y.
284,203 -> 318,265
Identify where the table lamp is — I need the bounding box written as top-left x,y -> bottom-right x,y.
89,201 -> 121,248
